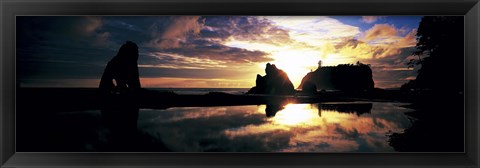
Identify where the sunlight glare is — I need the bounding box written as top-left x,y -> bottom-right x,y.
271,104 -> 319,126
224,40 -> 358,88
271,50 -> 322,88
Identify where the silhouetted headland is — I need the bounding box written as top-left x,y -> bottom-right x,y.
299,61 -> 374,92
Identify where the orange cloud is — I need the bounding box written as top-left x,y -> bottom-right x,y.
349,26 -> 418,59
396,29 -> 417,48
373,46 -> 402,58
363,24 -> 398,41
326,24 -> 413,60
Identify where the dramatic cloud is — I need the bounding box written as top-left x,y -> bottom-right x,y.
362,24 -> 416,48
221,16 -> 363,87
327,24 -> 418,62
363,24 -> 399,41
362,47 -> 420,88
17,16 -> 277,88
198,16 -> 294,47
144,16 -> 275,67
396,28 -> 417,48
159,40 -> 272,64
334,38 -> 375,59
264,16 -> 361,46
17,16 -> 424,88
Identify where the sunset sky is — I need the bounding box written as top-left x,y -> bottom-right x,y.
17,16 -> 422,88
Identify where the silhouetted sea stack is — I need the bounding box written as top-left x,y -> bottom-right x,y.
301,80 -> 317,94
299,61 -> 374,92
247,63 -> 295,95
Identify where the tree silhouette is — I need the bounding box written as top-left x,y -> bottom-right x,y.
403,16 -> 464,93
392,16 -> 464,152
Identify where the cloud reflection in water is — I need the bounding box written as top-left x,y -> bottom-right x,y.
138,102 -> 412,152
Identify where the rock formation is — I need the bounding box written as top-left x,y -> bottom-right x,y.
301,80 -> 317,94
247,63 -> 295,95
299,61 -> 374,92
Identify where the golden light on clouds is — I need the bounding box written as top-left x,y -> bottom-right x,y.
140,16 -> 419,89
363,24 -> 398,41
223,16 -> 367,88
17,16 -> 422,88
221,16 -> 420,89
360,24 -> 417,59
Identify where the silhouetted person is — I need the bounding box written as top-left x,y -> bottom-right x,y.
99,41 -> 141,150
100,41 -> 141,94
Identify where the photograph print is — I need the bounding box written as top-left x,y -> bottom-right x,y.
16,16 -> 464,152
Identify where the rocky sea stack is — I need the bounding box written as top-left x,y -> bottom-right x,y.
247,63 -> 295,95
299,61 -> 374,92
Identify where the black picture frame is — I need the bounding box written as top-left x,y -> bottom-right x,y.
1,0 -> 479,167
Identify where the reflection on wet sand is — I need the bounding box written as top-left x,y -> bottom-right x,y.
138,102 -> 413,152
